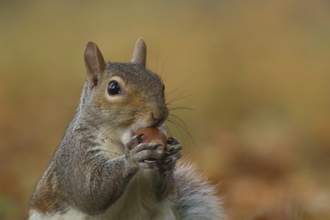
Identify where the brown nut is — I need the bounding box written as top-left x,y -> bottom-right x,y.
135,128 -> 167,149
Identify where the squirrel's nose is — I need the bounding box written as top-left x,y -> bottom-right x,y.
150,107 -> 168,127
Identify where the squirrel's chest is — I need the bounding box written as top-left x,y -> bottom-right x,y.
99,169 -> 178,220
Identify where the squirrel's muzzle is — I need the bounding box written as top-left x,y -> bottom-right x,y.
150,106 -> 168,128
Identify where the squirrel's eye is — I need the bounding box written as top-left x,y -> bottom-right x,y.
108,80 -> 122,95
162,84 -> 165,92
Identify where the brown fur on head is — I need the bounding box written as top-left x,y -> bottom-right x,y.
81,39 -> 168,145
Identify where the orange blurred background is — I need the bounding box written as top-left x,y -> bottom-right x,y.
1,1 -> 330,219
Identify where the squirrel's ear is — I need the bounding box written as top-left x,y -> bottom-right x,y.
131,38 -> 146,67
84,41 -> 106,89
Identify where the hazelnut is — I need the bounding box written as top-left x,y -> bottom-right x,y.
135,128 -> 167,149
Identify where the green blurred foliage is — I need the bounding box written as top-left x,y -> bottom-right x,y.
0,0 -> 330,219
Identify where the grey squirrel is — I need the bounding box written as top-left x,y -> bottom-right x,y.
29,38 -> 224,220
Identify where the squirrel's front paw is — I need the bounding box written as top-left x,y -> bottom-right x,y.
125,135 -> 182,170
125,135 -> 166,169
158,137 -> 182,171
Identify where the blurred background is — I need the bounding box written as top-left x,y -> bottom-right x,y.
1,0 -> 330,219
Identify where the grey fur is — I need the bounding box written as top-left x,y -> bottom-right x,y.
29,39 -> 224,220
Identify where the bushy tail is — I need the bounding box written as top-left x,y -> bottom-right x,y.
174,162 -> 226,220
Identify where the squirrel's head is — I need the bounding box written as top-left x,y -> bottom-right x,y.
80,38 -> 168,145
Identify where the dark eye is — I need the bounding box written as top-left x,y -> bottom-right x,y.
108,80 -> 122,95
162,84 -> 165,92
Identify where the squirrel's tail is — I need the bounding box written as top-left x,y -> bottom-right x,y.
174,162 -> 226,220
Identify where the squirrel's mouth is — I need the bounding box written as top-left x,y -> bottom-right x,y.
120,124 -> 151,146
120,122 -> 167,146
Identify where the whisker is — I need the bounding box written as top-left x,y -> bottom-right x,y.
156,46 -> 160,74
166,118 -> 186,144
164,76 -> 197,98
164,85 -> 182,98
167,114 -> 199,152
166,93 -> 201,105
160,55 -> 168,78
162,70 -> 177,82
167,105 -> 195,112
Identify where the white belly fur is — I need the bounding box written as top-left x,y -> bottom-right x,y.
29,169 -> 177,220
29,209 -> 87,220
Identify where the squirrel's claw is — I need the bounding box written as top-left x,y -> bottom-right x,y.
165,144 -> 183,155
164,151 -> 182,164
130,142 -> 162,154
134,149 -> 166,162
167,137 -> 180,145
128,142 -> 165,168
126,135 -> 183,171
126,134 -> 144,150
